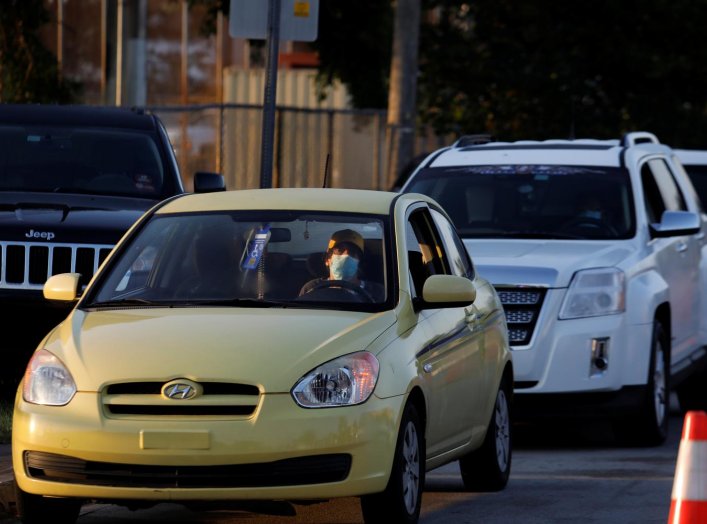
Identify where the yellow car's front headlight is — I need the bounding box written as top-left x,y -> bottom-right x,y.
22,349 -> 77,406
291,351 -> 379,408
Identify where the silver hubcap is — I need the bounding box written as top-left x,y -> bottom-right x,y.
495,389 -> 510,471
401,420 -> 420,515
653,345 -> 666,426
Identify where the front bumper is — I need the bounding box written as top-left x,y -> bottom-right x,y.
13,391 -> 403,501
510,287 -> 653,394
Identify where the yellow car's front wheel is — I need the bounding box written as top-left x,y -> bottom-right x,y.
360,401 -> 425,523
15,480 -> 83,524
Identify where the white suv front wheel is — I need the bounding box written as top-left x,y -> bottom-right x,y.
613,320 -> 669,446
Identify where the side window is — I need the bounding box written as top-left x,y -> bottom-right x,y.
645,159 -> 688,219
405,208 -> 450,297
430,208 -> 475,279
640,163 -> 667,223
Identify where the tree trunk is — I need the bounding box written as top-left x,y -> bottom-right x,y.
385,0 -> 421,190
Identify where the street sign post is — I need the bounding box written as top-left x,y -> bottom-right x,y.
230,0 -> 320,189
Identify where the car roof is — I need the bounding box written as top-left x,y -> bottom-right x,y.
158,188 -> 412,216
0,103 -> 157,131
674,148 -> 707,165
423,136 -> 671,170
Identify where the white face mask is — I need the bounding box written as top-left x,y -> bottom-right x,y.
329,254 -> 359,280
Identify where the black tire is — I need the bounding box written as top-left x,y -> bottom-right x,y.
15,481 -> 82,524
459,375 -> 512,491
360,402 -> 425,524
676,364 -> 707,412
613,321 -> 670,446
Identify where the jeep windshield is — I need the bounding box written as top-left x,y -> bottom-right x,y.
83,211 -> 391,313
0,125 -> 171,199
406,165 -> 636,240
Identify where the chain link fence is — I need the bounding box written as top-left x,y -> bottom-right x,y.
149,104 -> 450,192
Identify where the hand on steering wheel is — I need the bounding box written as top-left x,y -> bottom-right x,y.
560,216 -> 618,237
304,279 -> 375,303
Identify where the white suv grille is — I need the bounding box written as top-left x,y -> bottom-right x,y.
0,241 -> 113,290
495,287 -> 546,346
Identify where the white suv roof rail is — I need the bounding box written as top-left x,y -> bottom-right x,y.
621,131 -> 660,147
452,134 -> 495,148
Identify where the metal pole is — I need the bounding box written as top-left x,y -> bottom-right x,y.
216,10 -> 224,174
259,0 -> 281,189
180,0 -> 189,186
56,0 -> 63,79
100,0 -> 107,103
116,0 -> 124,106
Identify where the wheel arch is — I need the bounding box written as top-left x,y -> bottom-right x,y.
406,386 -> 427,441
655,302 -> 671,346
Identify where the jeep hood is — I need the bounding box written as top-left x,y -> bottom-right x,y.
43,307 -> 397,393
0,192 -> 158,245
465,239 -> 634,288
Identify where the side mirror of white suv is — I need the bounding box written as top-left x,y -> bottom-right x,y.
649,210 -> 701,238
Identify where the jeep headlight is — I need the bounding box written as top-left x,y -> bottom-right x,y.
559,268 -> 625,319
22,349 -> 77,406
292,352 -> 379,408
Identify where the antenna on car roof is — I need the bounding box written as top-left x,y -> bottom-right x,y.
322,153 -> 331,188
568,99 -> 576,140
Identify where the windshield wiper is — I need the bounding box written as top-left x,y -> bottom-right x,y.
86,298 -> 165,308
181,298 -> 290,308
470,231 -> 584,240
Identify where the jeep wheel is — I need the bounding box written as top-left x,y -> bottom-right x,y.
15,481 -> 82,524
613,321 -> 669,446
360,402 -> 425,524
459,375 -> 512,491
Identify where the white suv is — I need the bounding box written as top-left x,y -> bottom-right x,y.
402,132 -> 707,445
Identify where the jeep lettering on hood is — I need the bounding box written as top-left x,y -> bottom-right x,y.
25,229 -> 55,241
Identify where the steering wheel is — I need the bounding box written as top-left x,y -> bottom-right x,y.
560,217 -> 619,237
302,279 -> 375,303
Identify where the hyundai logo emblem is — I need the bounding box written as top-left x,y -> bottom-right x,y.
162,379 -> 201,400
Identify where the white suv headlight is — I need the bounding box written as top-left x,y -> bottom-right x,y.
23,349 -> 77,406
559,268 -> 625,319
292,352 -> 379,408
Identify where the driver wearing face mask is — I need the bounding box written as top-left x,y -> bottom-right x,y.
577,195 -> 605,221
299,229 -> 384,301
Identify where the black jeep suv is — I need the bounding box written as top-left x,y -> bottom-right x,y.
0,104 -> 221,384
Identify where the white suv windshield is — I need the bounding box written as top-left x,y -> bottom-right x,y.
85,211 -> 390,311
406,165 -> 636,240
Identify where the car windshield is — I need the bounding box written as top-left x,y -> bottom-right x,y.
85,211 -> 391,312
406,165 -> 636,239
0,125 -> 168,199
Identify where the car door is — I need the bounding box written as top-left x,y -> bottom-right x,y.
641,158 -> 700,363
405,205 -> 485,456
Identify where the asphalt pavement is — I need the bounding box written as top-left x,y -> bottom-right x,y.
0,444 -> 13,518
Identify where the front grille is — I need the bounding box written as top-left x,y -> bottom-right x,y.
103,381 -> 261,418
25,451 -> 352,488
0,241 -> 113,290
495,287 -> 546,346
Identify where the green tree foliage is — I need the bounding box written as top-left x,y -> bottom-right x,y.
311,1 -> 393,109
418,0 -> 707,146
0,0 -> 80,103
195,0 -> 707,147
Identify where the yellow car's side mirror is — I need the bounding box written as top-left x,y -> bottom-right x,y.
43,273 -> 82,302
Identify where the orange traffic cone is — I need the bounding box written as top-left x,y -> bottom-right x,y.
669,411 -> 707,523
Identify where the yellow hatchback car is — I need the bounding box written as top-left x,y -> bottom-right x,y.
12,188 -> 512,524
